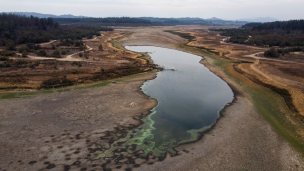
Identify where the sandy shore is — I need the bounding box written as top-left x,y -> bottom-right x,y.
1,26 -> 304,171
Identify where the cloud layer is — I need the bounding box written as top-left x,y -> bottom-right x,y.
1,0 -> 303,20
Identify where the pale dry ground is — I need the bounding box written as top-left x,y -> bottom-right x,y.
0,73 -> 157,171
119,26 -> 304,170
118,26 -> 187,49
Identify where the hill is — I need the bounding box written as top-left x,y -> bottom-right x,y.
212,20 -> 304,47
53,17 -> 163,26
140,17 -> 248,26
237,17 -> 278,22
0,13 -> 112,49
4,12 -> 89,18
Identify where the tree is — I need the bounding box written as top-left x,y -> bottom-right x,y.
78,52 -> 83,57
22,50 -> 28,57
52,50 -> 61,58
84,51 -> 89,59
29,64 -> 35,69
38,49 -> 47,56
264,47 -> 279,58
5,41 -> 16,50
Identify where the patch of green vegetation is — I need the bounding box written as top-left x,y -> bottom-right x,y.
137,54 -> 150,64
56,89 -> 71,93
0,90 -> 53,99
0,50 -> 15,57
108,32 -> 133,51
164,30 -> 195,43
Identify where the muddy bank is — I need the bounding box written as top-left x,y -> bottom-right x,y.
0,73 -> 157,171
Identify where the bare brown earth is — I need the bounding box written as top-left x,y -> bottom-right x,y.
0,31 -> 152,89
1,26 -> 304,171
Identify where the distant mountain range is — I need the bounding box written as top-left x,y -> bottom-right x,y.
205,17 -> 224,21
3,12 -> 281,25
4,12 -> 89,18
237,17 -> 279,22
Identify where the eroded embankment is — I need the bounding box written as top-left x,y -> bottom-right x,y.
233,64 -> 303,121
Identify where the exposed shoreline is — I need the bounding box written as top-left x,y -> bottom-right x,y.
1,26 -> 304,170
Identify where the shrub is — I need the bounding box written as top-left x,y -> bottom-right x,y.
22,50 -> 28,57
18,46 -> 26,53
0,57 -> 8,61
27,43 -> 35,50
277,49 -> 283,53
78,52 -> 83,57
0,51 -> 15,56
264,47 -> 279,58
52,50 -> 61,58
5,41 -> 16,50
61,50 -> 66,55
41,77 -> 73,88
98,44 -> 103,51
38,49 -> 47,56
29,64 -> 35,69
15,60 -> 27,65
84,51 -> 89,59
42,77 -> 61,86
87,35 -> 93,39
79,46 -> 85,51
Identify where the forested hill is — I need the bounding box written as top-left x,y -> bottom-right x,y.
252,20 -> 304,30
0,14 -> 113,49
212,19 -> 304,47
53,17 -> 163,26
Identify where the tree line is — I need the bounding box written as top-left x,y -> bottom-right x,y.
252,20 -> 304,30
211,20 -> 304,47
53,17 -> 163,26
0,13 -> 113,50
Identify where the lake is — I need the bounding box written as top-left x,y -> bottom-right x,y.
94,46 -> 234,159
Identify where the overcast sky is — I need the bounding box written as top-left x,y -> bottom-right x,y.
1,0 -> 303,20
